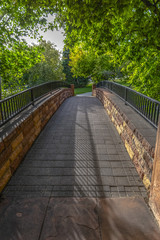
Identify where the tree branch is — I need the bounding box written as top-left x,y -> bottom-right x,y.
141,0 -> 154,8
155,0 -> 160,4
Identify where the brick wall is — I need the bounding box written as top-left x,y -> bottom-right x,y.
0,88 -> 73,193
93,88 -> 154,191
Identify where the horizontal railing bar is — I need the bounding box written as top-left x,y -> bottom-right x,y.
97,81 -> 160,129
0,102 -> 33,126
0,81 -> 70,127
0,81 -> 70,103
98,80 -> 160,104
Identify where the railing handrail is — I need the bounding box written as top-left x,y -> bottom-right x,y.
101,80 -> 160,104
0,81 -> 70,127
97,80 -> 160,129
0,81 -> 70,103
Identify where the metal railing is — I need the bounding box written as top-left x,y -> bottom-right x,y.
0,81 -> 70,127
97,80 -> 160,128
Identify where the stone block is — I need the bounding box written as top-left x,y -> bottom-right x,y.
127,121 -> 136,132
133,135 -> 141,149
22,114 -> 33,128
143,174 -> 151,190
134,129 -> 143,142
142,138 -> 153,156
3,129 -> 17,147
34,120 -> 41,130
33,114 -> 40,124
0,160 -> 10,179
28,134 -> 36,147
10,155 -> 22,173
35,127 -> 41,137
0,145 -> 12,167
20,144 -> 30,159
32,108 -> 40,117
9,143 -> 23,163
0,168 -> 12,192
143,152 -> 153,170
21,129 -> 35,148
0,141 -> 4,154
23,121 -> 34,136
126,126 -> 134,138
116,124 -> 123,135
11,132 -> 23,150
125,140 -> 134,159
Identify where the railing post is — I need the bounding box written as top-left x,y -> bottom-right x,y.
125,87 -> 127,105
92,84 -> 96,91
0,102 -> 3,124
0,76 -> 2,100
31,89 -> 34,106
70,84 -> 74,96
149,114 -> 160,226
110,82 -> 112,91
92,84 -> 96,96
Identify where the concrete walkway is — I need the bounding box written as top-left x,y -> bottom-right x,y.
0,96 -> 160,239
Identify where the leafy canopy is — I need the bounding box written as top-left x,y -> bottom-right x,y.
1,0 -> 160,99
56,0 -> 160,99
25,40 -> 65,87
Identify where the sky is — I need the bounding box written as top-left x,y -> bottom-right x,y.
25,28 -> 65,52
24,15 -> 65,53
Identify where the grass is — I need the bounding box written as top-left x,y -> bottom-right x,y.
74,84 -> 92,95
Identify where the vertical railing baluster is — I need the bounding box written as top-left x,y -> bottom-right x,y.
15,95 -> 18,113
0,102 -> 4,123
96,80 -> 160,128
31,89 -> 34,106
3,101 -> 7,121
0,81 -> 69,127
124,87 -> 127,104
146,99 -> 149,117
153,103 -> 157,125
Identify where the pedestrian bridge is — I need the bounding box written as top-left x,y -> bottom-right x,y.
0,84 -> 160,239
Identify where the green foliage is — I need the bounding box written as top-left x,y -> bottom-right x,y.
1,0 -> 160,99
55,0 -> 160,100
0,43 -> 42,97
25,40 -> 65,87
0,0 -> 54,49
0,0 -> 55,98
62,48 -> 89,87
69,44 -> 119,83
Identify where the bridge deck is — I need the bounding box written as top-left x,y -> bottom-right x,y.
0,95 -> 160,239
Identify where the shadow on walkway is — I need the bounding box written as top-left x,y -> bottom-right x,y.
0,96 -> 159,239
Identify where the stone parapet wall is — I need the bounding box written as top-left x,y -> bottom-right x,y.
93,88 -> 154,192
0,88 -> 73,193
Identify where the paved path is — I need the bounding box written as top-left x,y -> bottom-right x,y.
3,96 -> 146,198
0,96 -> 160,239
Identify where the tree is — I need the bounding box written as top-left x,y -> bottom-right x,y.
23,40 -> 65,87
0,42 -> 42,98
1,0 -> 160,99
69,44 -> 117,83
51,0 -> 160,98
0,0 -> 55,98
62,48 -> 89,87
